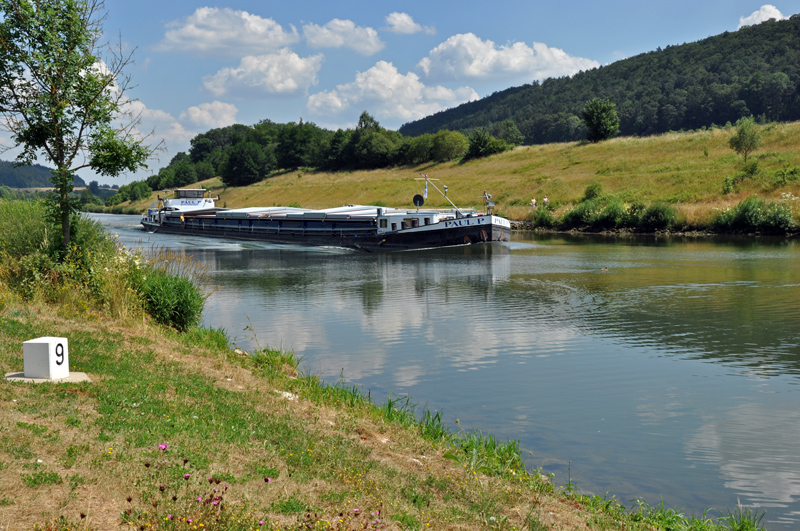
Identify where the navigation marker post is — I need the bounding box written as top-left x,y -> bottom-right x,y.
23,337 -> 70,380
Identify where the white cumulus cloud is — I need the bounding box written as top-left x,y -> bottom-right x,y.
203,49 -> 324,98
306,60 -> 478,125
385,12 -> 435,35
738,5 -> 788,29
116,100 -> 194,174
155,7 -> 300,58
302,19 -> 384,55
418,33 -> 599,83
179,101 -> 239,129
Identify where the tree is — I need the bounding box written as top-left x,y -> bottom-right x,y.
581,98 -> 620,142
0,0 -> 152,251
464,128 -> 509,160
431,130 -> 468,161
194,161 -> 215,182
729,116 -> 760,163
402,134 -> 434,165
222,142 -> 265,187
495,119 -> 524,145
172,163 -> 197,187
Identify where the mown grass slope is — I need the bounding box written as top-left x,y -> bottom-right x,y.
118,122 -> 800,228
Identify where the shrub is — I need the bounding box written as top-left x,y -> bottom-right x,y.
464,128 -> 509,160
592,199 -> 625,230
712,196 -> 795,234
583,182 -> 603,202
622,201 -> 646,227
532,207 -> 555,228
139,268 -> 205,332
560,199 -> 599,229
639,203 -> 676,231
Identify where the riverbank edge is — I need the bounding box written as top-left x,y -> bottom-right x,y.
0,298 -> 760,530
509,219 -> 799,239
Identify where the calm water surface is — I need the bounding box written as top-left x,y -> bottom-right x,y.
95,214 -> 800,529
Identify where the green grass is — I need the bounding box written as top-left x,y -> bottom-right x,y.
22,471 -> 63,488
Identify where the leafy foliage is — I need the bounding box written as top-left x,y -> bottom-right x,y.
464,128 -> 510,160
138,269 -> 205,332
711,196 -> 794,233
0,199 -> 208,327
582,98 -> 620,142
222,142 -> 267,187
0,0 -> 151,250
729,116 -> 761,163
494,119 -> 524,145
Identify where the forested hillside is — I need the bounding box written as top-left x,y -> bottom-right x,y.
0,160 -> 86,188
399,15 -> 800,143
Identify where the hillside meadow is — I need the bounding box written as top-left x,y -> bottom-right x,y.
117,121 -> 800,230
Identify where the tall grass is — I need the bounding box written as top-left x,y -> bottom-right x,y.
0,199 -> 54,257
0,199 -> 210,330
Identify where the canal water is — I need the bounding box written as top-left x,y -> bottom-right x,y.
95,214 -> 800,529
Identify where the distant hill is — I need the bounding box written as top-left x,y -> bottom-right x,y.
0,160 -> 86,188
399,15 -> 800,144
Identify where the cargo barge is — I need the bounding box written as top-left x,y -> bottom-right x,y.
141,178 -> 510,252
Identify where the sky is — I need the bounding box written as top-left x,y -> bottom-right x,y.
3,1 -> 800,185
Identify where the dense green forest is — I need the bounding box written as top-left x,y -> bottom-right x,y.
0,160 -> 86,188
399,15 -> 800,143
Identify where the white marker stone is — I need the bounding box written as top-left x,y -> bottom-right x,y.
23,337 -> 69,380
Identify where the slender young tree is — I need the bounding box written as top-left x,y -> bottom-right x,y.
729,116 -> 761,163
0,0 -> 153,251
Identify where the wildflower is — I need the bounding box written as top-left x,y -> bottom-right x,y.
184,474 -> 191,480
167,515 -> 173,520
197,497 -> 202,502
353,509 -> 360,515
158,444 -> 168,451
259,521 -> 264,526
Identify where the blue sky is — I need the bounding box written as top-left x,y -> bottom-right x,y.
6,1 -> 800,184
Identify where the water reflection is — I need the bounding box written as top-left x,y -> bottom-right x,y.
92,214 -> 800,529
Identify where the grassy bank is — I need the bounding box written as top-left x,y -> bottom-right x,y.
0,302 -> 767,531
112,122 -> 800,232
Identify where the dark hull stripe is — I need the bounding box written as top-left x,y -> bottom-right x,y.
141,219 -> 510,252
